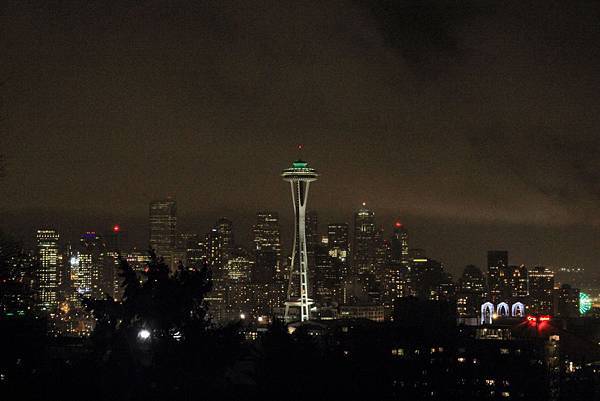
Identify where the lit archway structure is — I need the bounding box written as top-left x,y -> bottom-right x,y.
481,302 -> 495,325
497,302 -> 509,317
480,301 -> 527,324
511,302 -> 525,317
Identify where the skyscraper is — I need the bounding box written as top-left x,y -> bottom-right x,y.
456,265 -> 486,319
305,210 -> 319,296
149,199 -> 177,265
554,284 -> 579,318
390,220 -> 409,268
215,218 -> 234,267
78,232 -> 113,300
528,266 -> 555,315
507,265 -> 528,299
326,223 -> 351,299
353,203 -> 377,276
253,211 -> 282,283
327,223 -> 349,263
382,220 -> 410,315
282,159 -> 318,322
36,229 -> 60,312
487,250 -> 508,302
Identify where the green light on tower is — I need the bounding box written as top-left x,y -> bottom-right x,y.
580,292 -> 592,315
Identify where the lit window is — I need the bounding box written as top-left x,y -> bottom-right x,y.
500,348 -> 510,354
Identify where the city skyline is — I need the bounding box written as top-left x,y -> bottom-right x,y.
4,194 -> 597,277
2,3 -> 600,399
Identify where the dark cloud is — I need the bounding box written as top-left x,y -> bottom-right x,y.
1,0 -> 599,272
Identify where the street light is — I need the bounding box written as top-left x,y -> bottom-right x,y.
138,329 -> 151,341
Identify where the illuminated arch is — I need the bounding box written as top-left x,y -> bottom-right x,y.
497,302 -> 509,317
511,302 -> 525,317
481,302 -> 494,325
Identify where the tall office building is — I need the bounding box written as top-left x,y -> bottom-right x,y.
353,203 -> 377,276
487,250 -> 508,302
456,265 -> 486,319
253,211 -> 282,283
77,232 -> 114,299
149,199 -> 177,264
177,233 -> 204,267
507,265 -> 528,299
215,218 -> 234,267
327,223 -> 349,263
282,159 -> 318,322
390,220 -> 409,268
36,229 -> 60,312
381,221 -> 410,314
554,284 -> 579,318
204,219 -> 236,321
528,266 -> 555,315
305,210 -> 319,296
327,223 -> 351,287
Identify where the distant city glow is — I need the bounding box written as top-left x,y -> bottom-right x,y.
580,292 -> 592,315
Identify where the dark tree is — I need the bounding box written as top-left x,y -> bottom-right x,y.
80,251 -> 244,401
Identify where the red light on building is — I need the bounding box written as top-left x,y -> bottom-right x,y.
526,315 -> 552,325
113,224 -> 120,233
395,221 -> 402,228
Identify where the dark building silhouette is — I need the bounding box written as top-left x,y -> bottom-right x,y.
149,199 -> 177,267
487,250 -> 508,302
528,266 -> 555,315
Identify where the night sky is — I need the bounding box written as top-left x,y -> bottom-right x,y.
1,1 -> 599,275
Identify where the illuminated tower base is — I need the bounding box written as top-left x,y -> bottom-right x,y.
282,159 -> 318,322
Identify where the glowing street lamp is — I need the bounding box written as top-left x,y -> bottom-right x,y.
138,329 -> 151,341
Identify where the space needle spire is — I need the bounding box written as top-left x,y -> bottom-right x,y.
282,148 -> 318,322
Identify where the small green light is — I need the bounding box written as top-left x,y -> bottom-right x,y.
292,160 -> 308,168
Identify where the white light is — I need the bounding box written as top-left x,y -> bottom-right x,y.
240,313 -> 246,320
70,256 -> 80,266
138,329 -> 151,340
257,316 -> 264,323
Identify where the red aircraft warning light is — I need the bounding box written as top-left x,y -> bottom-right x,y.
113,224 -> 121,233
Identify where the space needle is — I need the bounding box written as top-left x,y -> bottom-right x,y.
282,154 -> 318,322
